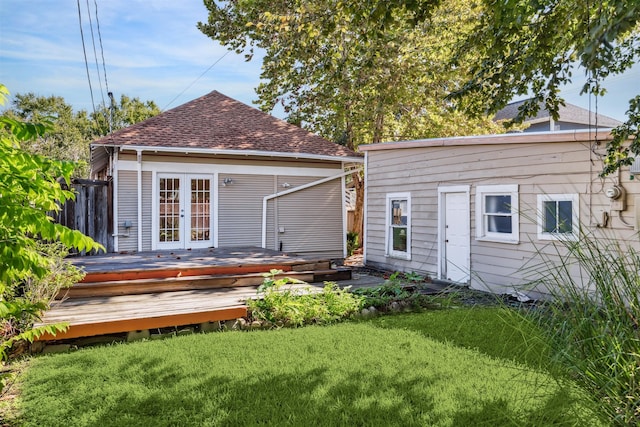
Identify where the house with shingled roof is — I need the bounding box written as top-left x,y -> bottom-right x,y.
495,98 -> 622,132
90,90 -> 362,258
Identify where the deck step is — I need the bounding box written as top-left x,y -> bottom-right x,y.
58,268 -> 352,299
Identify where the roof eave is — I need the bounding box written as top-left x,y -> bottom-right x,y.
359,129 -> 615,152
90,143 -> 363,163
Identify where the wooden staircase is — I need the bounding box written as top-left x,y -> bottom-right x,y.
57,259 -> 351,299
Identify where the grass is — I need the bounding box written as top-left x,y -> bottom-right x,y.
9,308 -> 605,426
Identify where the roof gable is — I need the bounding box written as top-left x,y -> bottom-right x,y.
91,90 -> 358,159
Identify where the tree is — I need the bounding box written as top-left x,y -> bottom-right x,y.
3,93 -> 94,175
90,94 -> 161,136
447,0 -> 640,176
0,84 -> 103,357
3,93 -> 160,177
199,0 -> 503,240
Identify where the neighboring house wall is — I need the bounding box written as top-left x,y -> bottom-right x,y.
363,132 -> 639,295
113,152 -> 346,258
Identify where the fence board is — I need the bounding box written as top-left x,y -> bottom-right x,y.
53,179 -> 113,255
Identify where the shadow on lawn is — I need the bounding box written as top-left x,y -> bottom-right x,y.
24,350 -> 596,427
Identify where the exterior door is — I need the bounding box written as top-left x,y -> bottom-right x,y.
157,174 -> 213,249
440,189 -> 470,283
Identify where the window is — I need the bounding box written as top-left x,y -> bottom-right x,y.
537,194 -> 578,240
475,185 -> 519,243
385,193 -> 411,259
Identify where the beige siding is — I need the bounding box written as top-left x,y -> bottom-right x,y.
142,171 -> 152,251
116,170 -> 138,252
90,146 -> 110,179
218,174 -> 275,247
365,139 -> 640,293
274,177 -> 344,258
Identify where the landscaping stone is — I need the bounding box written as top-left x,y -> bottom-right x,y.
232,318 -> 247,330
42,344 -> 71,354
250,321 -> 262,330
126,329 -> 150,342
199,321 -> 222,333
30,341 -> 45,353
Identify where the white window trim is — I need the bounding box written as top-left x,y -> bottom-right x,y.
385,192 -> 411,260
537,193 -> 579,241
475,184 -> 519,244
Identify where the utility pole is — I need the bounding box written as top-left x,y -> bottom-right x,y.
107,91 -> 115,134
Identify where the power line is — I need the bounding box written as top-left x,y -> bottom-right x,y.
93,0 -> 110,97
85,0 -> 105,108
162,50 -> 231,111
77,0 -> 97,117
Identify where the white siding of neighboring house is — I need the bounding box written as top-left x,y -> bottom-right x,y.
364,135 -> 639,295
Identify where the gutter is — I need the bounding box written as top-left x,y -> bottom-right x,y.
261,167 -> 361,249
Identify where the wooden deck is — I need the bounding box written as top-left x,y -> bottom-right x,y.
34,247 -> 355,342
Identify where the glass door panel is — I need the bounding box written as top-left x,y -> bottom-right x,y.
158,177 -> 184,248
188,177 -> 211,244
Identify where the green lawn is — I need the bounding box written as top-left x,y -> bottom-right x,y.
15,308 -> 605,426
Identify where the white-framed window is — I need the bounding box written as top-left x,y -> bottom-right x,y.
475,185 -> 519,243
537,194 -> 579,240
385,192 -> 411,259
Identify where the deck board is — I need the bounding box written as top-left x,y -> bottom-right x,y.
34,248 -> 352,342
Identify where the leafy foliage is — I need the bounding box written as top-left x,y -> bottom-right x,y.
199,0 -> 502,149
0,84 -> 102,358
447,0 -> 640,175
3,92 -> 160,177
248,274 -> 363,326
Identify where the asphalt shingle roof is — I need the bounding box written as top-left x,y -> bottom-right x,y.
494,98 -> 622,128
91,90 -> 359,159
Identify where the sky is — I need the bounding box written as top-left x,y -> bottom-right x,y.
1,0 -> 638,123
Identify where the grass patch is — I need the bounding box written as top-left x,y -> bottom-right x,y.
11,308 -> 604,426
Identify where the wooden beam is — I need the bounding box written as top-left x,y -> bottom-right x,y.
80,263 -> 295,283
35,306 -> 247,341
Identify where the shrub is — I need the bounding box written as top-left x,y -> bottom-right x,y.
247,273 -> 363,327
525,231 -> 640,425
1,242 -> 84,358
347,231 -> 359,256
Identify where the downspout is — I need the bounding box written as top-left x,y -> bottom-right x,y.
341,166 -> 347,258
363,152 -> 369,265
137,149 -> 143,252
261,167 -> 361,249
112,150 -> 119,252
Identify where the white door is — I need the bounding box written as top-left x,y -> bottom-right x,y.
157,174 -> 213,249
441,191 -> 470,283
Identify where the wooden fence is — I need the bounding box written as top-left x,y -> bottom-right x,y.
53,179 -> 113,254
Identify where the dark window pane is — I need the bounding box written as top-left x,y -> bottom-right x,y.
486,195 -> 511,214
558,201 -> 573,233
487,215 -> 512,233
543,201 -> 557,232
392,227 -> 407,252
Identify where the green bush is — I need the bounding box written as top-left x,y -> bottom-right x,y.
347,231 -> 359,256
352,272 -> 442,310
524,231 -> 640,425
248,274 -> 363,327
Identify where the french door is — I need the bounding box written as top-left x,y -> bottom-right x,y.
157,174 -> 213,249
